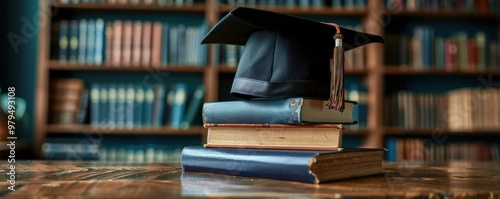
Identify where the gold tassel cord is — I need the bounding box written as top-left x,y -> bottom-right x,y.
323,23 -> 345,112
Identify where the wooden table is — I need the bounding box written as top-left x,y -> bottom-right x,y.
1,161 -> 499,198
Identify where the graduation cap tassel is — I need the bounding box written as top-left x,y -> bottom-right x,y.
326,25 -> 345,112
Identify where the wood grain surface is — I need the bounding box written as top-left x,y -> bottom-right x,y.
1,161 -> 499,198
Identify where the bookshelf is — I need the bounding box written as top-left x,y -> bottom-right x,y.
34,0 -> 500,161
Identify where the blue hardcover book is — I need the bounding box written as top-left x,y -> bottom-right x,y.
99,83 -> 109,127
169,25 -> 178,65
177,24 -> 186,65
68,20 -> 79,63
170,83 -> 188,129
152,84 -> 166,128
86,19 -> 95,65
181,85 -> 205,128
164,84 -> 176,126
181,146 -> 384,184
142,85 -> 155,128
125,84 -> 135,129
385,137 -> 397,161
108,83 -> 117,128
116,84 -> 126,128
161,22 -> 169,65
94,18 -> 105,65
134,85 -> 144,128
90,83 -> 100,127
203,98 -> 356,124
78,19 -> 87,64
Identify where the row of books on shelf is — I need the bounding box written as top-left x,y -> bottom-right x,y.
53,19 -> 208,67
385,88 -> 500,131
385,28 -> 500,71
385,137 -> 500,162
89,82 -> 205,129
56,0 -> 201,6
43,140 -> 183,162
220,0 -> 367,9
49,78 -> 206,129
386,0 -> 500,12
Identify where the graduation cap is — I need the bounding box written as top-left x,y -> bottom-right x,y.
202,7 -> 384,112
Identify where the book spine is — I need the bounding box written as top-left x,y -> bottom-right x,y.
94,19 -> 105,65
112,20 -> 122,67
132,21 -> 142,66
116,84 -> 126,128
108,84 -> 117,128
98,83 -> 108,127
151,22 -> 163,68
122,21 -> 133,67
105,22 -> 113,65
90,84 -> 100,127
152,84 -> 166,128
78,19 -> 87,64
161,22 -> 169,65
181,84 -> 205,128
69,20 -> 79,63
202,98 -> 302,124
142,85 -> 155,128
134,85 -> 144,128
170,83 -> 188,129
141,22 -> 152,67
59,20 -> 69,62
125,84 -> 135,129
86,19 -> 96,65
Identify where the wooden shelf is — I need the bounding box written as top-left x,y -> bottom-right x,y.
384,127 -> 500,136
384,66 -> 500,76
46,124 -> 205,135
390,10 -> 500,20
52,2 -> 206,13
218,5 -> 368,16
48,61 -> 206,73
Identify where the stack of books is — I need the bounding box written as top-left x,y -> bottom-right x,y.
181,98 -> 385,184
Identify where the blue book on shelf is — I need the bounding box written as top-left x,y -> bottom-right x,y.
181,84 -> 205,128
58,20 -> 69,61
68,20 -> 79,63
125,84 -> 135,129
203,98 -> 356,124
385,137 -> 397,161
78,19 -> 87,64
164,84 -> 176,126
99,83 -> 109,127
170,83 -> 188,129
116,84 -> 126,128
181,146 -> 384,183
90,83 -> 100,127
108,83 -> 117,128
161,22 -> 169,65
134,84 -> 144,128
86,19 -> 95,65
94,18 -> 105,65
152,84 -> 166,128
142,85 -> 155,128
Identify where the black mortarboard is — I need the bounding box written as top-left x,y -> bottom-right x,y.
202,7 -> 384,112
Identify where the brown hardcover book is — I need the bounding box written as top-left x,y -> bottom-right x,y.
105,23 -> 113,65
204,123 -> 343,150
151,22 -> 162,68
50,79 -> 84,91
112,20 -> 123,67
132,21 -> 142,66
141,22 -> 152,67
467,39 -> 478,71
121,21 -> 133,67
